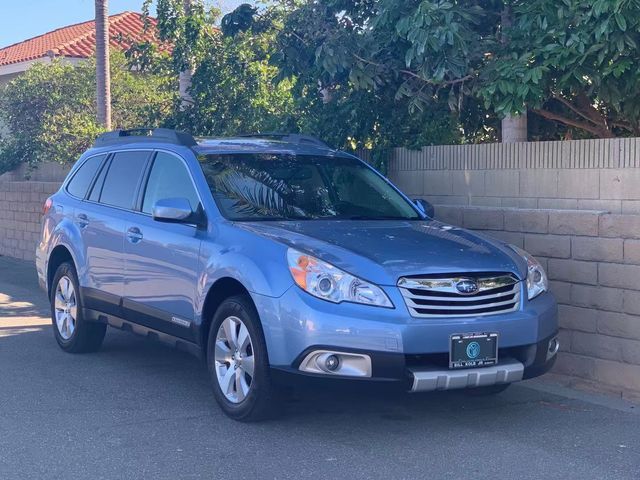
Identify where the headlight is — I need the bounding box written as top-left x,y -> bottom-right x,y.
287,248 -> 393,308
510,245 -> 548,300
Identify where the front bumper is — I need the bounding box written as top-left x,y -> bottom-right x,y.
253,284 -> 558,365
271,332 -> 558,392
255,284 -> 558,392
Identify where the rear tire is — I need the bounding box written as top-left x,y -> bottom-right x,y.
50,262 -> 106,353
207,294 -> 280,421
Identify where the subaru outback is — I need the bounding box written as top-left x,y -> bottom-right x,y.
36,128 -> 559,421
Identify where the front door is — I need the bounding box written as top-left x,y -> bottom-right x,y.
122,151 -> 203,341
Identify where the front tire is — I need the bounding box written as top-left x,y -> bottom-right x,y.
207,294 -> 279,421
50,262 -> 106,353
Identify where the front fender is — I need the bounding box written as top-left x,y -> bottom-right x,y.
195,226 -> 294,319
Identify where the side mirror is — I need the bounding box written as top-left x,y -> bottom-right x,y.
414,199 -> 435,219
152,197 -> 195,224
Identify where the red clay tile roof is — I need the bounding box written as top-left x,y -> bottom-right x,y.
0,11 -> 163,67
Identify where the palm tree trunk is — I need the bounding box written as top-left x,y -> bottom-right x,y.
179,0 -> 194,108
95,0 -> 111,129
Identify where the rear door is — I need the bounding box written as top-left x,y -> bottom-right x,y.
122,150 -> 203,341
76,150 -> 152,314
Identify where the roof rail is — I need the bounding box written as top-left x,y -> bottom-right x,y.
93,128 -> 197,147
236,133 -> 331,149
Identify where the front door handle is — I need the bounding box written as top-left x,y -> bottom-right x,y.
126,226 -> 143,244
76,213 -> 89,228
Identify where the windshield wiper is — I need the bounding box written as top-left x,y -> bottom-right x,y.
234,215 -> 314,222
343,215 -> 421,221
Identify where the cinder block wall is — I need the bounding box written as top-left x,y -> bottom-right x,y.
0,181 -> 60,261
388,138 -> 640,213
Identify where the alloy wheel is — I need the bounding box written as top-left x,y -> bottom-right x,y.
214,316 -> 255,403
54,276 -> 77,340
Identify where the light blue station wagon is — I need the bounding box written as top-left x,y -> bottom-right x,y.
36,129 -> 558,421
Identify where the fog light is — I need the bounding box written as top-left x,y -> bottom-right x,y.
325,354 -> 340,371
299,350 -> 372,377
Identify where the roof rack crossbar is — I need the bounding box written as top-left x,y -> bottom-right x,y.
235,133 -> 330,149
94,128 -> 197,147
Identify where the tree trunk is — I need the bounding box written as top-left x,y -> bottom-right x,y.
179,0 -> 194,108
501,114 -> 528,143
500,4 -> 527,143
95,0 -> 111,130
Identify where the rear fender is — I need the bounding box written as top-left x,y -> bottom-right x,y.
47,217 -> 86,287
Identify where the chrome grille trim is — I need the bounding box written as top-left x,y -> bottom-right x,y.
398,273 -> 521,318
398,274 -> 518,294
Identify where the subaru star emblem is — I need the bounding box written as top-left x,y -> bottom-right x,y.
455,278 -> 479,295
466,341 -> 481,359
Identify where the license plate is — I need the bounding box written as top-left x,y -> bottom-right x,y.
449,332 -> 498,369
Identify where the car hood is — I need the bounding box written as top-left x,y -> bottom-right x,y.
235,220 -> 527,286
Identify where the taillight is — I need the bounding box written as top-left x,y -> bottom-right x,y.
42,197 -> 53,215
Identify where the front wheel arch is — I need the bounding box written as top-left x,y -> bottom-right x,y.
201,277 -> 255,356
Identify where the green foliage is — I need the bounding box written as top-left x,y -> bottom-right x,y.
223,0 -> 495,154
173,32 -> 298,135
263,1 -> 497,119
226,0 -> 640,139
141,1 -> 297,136
6,0 -> 632,177
478,0 -> 640,137
0,53 -> 173,174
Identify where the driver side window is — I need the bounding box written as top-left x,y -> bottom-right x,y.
142,152 -> 200,214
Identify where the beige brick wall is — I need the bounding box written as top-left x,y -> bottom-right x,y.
434,205 -> 640,396
0,181 -> 60,261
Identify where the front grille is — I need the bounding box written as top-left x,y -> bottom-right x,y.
398,273 -> 521,318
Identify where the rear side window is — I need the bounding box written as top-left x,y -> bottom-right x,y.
99,151 -> 150,209
142,152 -> 200,214
66,155 -> 105,199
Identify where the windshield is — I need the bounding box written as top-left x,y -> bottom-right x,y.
198,153 -> 421,221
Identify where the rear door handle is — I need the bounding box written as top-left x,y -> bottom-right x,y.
126,226 -> 143,243
76,213 -> 89,228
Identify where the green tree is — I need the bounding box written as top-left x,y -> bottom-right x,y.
142,0 -> 297,136
479,0 -> 640,138
228,0 -> 640,140
223,0 -> 499,152
0,53 -> 173,174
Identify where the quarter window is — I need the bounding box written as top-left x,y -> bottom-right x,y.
87,157 -> 110,202
99,151 -> 150,209
66,155 -> 105,199
142,152 -> 200,214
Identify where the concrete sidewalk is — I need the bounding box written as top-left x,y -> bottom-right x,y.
1,255 -> 638,480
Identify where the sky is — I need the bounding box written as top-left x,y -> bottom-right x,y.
0,0 -> 247,48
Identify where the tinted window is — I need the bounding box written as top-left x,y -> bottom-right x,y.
66,155 -> 105,199
99,151 -> 150,209
142,152 -> 200,214
199,154 -> 420,221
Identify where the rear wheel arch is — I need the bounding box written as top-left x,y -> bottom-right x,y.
201,277 -> 256,354
47,245 -> 74,295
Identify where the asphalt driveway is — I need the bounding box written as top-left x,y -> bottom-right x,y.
0,256 -> 638,480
